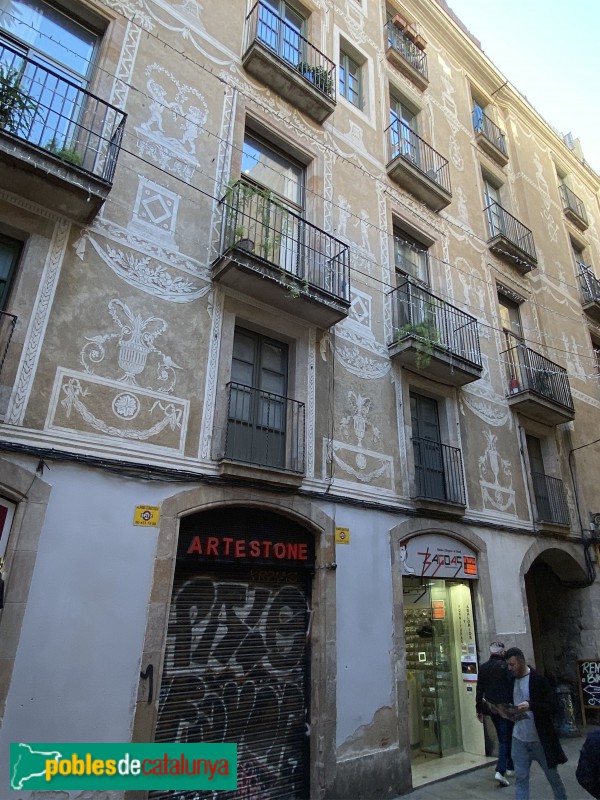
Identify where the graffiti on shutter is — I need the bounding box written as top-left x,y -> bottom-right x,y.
152,568 -> 311,800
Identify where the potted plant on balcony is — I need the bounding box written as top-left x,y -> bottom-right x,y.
0,66 -> 38,135
392,13 -> 408,31
397,318 -> 440,369
225,181 -> 284,259
45,137 -> 83,166
232,225 -> 255,253
296,62 -> 334,97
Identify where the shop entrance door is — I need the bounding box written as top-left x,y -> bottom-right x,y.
404,577 -> 471,760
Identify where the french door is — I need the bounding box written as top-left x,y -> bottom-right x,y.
411,393 -> 445,501
227,328 -> 288,469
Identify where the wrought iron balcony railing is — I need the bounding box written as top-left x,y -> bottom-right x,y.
385,120 -> 451,194
502,342 -> 574,411
244,1 -> 336,99
472,105 -> 507,156
220,180 -> 350,302
485,201 -> 537,262
0,310 -> 16,381
384,22 -> 428,80
579,263 -> 600,304
223,381 -> 305,473
0,40 -> 126,183
531,472 -> 570,526
560,184 -> 588,226
412,437 -> 466,505
390,277 -> 482,367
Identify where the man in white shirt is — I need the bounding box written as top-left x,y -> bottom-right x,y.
505,647 -> 568,800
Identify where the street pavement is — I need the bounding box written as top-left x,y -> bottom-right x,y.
404,730 -> 595,800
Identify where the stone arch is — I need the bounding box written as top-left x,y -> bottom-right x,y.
522,540 -> 591,688
389,518 -> 493,643
131,483 -> 336,800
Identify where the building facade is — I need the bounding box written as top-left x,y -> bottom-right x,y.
0,0 -> 599,797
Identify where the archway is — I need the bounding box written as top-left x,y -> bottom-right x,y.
524,546 -> 588,692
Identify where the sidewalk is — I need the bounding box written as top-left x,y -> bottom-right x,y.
404,730 -> 593,800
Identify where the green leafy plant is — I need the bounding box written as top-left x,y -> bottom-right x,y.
285,275 -> 310,300
224,180 -> 291,262
397,318 -> 439,369
296,61 -> 334,97
0,66 -> 38,135
45,137 -> 83,166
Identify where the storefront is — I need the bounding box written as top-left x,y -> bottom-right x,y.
400,534 -> 484,769
152,507 -> 315,799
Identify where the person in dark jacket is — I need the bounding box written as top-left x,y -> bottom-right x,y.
577,727 -> 600,799
476,640 -> 515,786
505,647 -> 568,800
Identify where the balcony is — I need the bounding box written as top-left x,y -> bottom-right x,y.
485,201 -> 537,273
412,438 -> 466,510
214,382 -> 305,481
578,263 -> 600,323
560,184 -> 588,231
385,121 -> 452,210
531,473 -> 570,528
502,342 -> 574,425
472,105 -> 508,166
242,1 -> 336,123
213,180 -> 350,328
388,277 -> 482,386
0,41 -> 126,223
384,22 -> 428,91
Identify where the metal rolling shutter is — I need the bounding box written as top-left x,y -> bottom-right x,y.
150,565 -> 311,800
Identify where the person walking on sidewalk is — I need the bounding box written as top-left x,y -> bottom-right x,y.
576,727 -> 600,799
476,640 -> 515,787
505,647 -> 568,800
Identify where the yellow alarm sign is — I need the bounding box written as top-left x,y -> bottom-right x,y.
335,527 -> 350,544
134,505 -> 160,527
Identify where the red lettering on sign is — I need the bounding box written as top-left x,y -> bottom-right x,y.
222,537 -> 233,555
235,539 -> 246,558
273,542 -> 286,559
187,536 -> 202,555
249,540 -> 260,557
205,537 -> 219,556
297,543 -> 307,560
287,543 -> 298,560
262,541 -> 272,557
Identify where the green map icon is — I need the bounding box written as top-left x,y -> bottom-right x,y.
10,742 -> 63,790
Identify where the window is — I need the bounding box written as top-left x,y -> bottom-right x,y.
242,132 -> 304,213
227,327 -> 289,469
390,94 -> 418,163
0,496 -> 16,565
484,178 -> 503,236
410,392 -> 463,504
0,0 -> 99,150
411,393 -> 444,501
393,228 -> 428,285
471,97 -> 507,157
0,234 -> 21,309
525,435 -> 569,526
498,291 -> 522,392
339,49 -> 361,107
498,292 -> 522,344
590,336 -> 600,378
571,238 -> 586,268
239,132 -> 305,274
385,10 -> 427,79
257,0 -> 306,67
